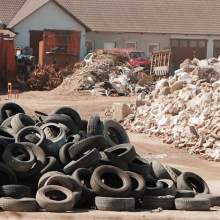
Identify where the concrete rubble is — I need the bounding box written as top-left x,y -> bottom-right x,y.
52,50 -> 153,96
112,56 -> 220,162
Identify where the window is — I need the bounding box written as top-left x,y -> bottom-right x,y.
85,41 -> 94,54
198,40 -> 206,47
171,40 -> 179,47
148,43 -> 159,56
125,42 -> 136,49
180,40 -> 187,47
190,40 -> 197,47
214,41 -> 220,48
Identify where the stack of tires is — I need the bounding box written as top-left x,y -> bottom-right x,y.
0,102 -> 219,212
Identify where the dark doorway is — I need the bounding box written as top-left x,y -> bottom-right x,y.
30,30 -> 43,64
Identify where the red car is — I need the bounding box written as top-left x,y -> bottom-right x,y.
106,48 -> 151,72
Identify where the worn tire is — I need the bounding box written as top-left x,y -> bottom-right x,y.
0,197 -> 37,212
63,148 -> 101,174
125,171 -> 146,200
87,114 -> 100,135
175,197 -> 210,211
15,142 -> 46,181
2,142 -> 35,172
59,142 -> 75,166
196,194 -> 220,207
33,110 -> 48,122
72,168 -> 96,200
15,126 -> 46,147
150,160 -> 172,180
68,136 -> 109,160
95,197 -> 135,211
141,195 -> 175,210
11,113 -> 35,133
44,174 -> 82,205
177,172 -> 210,194
91,165 -> 132,197
36,185 -> 75,212
0,184 -> 32,198
50,106 -> 81,131
128,155 -> 150,175
0,102 -> 25,124
1,116 -> 13,128
101,119 -> 130,146
104,143 -> 136,164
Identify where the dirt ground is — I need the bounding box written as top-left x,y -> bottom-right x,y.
0,89 -> 220,220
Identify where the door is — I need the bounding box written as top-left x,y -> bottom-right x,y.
30,30 -> 43,64
213,41 -> 220,58
171,39 -> 207,69
104,42 -> 115,51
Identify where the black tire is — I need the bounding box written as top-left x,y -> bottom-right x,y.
15,142 -> 46,181
44,114 -> 78,136
80,120 -> 88,132
44,174 -> 82,205
125,171 -> 146,200
0,126 -> 16,143
102,119 -> 130,146
141,195 -> 175,210
15,126 -> 46,147
95,197 -> 135,211
144,178 -> 164,196
0,184 -> 32,198
87,114 -> 100,135
175,190 -> 195,198
175,197 -> 211,211
0,102 -> 25,124
40,123 -> 66,158
50,106 -> 81,131
150,160 -> 172,180
196,194 -> 220,207
38,171 -> 65,189
0,162 -> 17,185
177,172 -> 210,194
104,143 -> 136,164
11,113 -> 35,133
1,116 -> 13,128
40,156 -> 61,176
63,148 -> 101,174
90,165 -> 132,197
2,142 -> 35,172
100,151 -> 128,171
128,155 -> 150,175
68,136 -> 109,160
59,142 -> 75,166
0,197 -> 37,212
72,168 -> 96,200
159,179 -> 177,196
36,185 -> 75,212
165,165 -> 182,184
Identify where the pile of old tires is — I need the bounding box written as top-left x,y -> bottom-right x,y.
0,102 -> 219,212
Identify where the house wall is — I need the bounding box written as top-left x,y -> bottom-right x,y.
86,32 -> 171,56
171,34 -> 220,58
13,1 -> 86,60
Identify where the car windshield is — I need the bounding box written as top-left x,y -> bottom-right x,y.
130,52 -> 148,59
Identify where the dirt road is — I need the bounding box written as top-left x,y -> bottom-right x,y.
0,90 -> 220,220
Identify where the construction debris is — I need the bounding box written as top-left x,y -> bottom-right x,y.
111,57 -> 220,162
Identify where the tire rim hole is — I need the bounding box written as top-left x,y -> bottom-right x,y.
130,177 -> 139,190
45,190 -> 67,201
186,177 -> 204,193
79,174 -> 92,189
132,158 -> 145,165
101,173 -> 123,188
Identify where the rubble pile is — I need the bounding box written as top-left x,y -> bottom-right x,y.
52,50 -> 150,96
27,65 -> 75,90
113,57 -> 220,162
